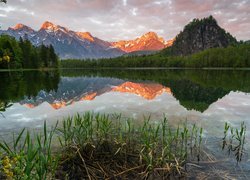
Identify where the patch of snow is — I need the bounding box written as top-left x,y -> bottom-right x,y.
125,43 -> 130,48
45,29 -> 53,33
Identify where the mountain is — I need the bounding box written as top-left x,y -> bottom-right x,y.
3,24 -> 36,39
0,21 -> 124,59
0,22 -> 172,59
112,32 -> 173,53
162,16 -> 238,56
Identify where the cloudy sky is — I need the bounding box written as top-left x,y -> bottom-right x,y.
0,0 -> 249,41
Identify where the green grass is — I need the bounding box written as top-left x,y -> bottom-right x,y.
1,112 -> 204,179
0,121 -> 58,179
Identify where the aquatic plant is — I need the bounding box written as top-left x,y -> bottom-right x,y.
0,102 -> 12,118
0,121 -> 58,179
222,122 -> 246,163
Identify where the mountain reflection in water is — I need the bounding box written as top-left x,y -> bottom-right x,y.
0,69 -> 250,132
7,69 -> 249,113
22,81 -> 172,110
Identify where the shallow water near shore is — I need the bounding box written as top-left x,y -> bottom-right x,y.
0,69 -> 250,178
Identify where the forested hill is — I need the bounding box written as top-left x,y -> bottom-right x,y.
0,35 -> 59,69
162,16 -> 237,56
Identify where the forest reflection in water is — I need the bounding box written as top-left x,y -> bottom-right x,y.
0,69 -> 250,134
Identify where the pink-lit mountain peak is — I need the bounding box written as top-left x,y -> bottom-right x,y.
10,23 -> 33,31
40,21 -> 69,33
112,31 -> 172,52
13,23 -> 26,30
76,32 -> 95,42
141,31 -> 160,39
41,21 -> 56,29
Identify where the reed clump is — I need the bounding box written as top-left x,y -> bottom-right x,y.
0,112 -> 203,179
55,113 -> 203,179
222,122 -> 247,163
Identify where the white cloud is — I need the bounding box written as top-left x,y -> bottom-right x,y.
123,0 -> 127,6
0,6 -> 16,13
131,7 -> 138,16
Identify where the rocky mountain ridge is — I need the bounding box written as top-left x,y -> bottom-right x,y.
112,32 -> 173,52
0,22 -> 172,59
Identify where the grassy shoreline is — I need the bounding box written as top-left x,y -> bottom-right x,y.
0,112 -> 247,179
0,113 -> 204,179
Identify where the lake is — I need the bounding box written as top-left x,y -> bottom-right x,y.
0,69 -> 250,177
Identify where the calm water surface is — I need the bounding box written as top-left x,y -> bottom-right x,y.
0,69 -> 250,177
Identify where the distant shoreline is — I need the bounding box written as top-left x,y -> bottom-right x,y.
1,67 -> 250,72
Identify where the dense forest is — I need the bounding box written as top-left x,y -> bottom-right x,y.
0,35 -> 59,69
61,43 -> 250,68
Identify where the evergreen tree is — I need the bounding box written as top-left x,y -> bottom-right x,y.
40,44 -> 49,67
49,44 -> 58,67
0,35 -> 59,69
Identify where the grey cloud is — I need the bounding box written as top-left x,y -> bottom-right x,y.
0,0 -> 249,41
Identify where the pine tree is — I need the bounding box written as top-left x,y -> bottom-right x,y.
40,44 -> 49,68
49,44 -> 58,67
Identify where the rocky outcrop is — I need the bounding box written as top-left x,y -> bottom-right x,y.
163,16 -> 237,56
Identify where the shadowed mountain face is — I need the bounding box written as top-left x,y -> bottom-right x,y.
0,22 -> 172,59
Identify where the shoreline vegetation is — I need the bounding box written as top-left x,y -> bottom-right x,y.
1,67 -> 250,72
0,112 -> 247,179
61,43 -> 250,69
